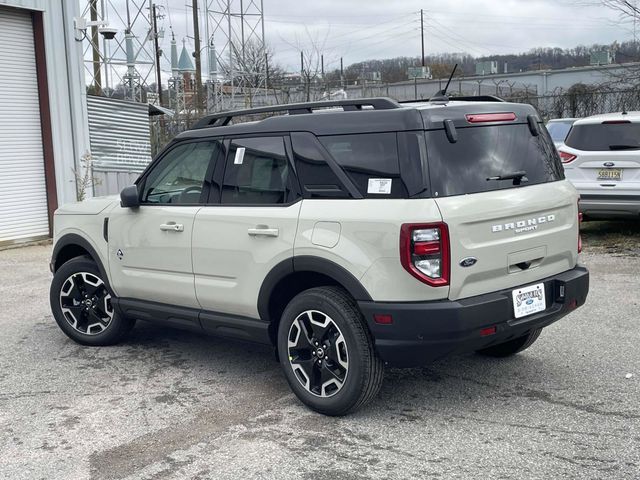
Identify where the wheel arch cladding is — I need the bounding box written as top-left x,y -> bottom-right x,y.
52,234 -> 109,283
258,256 -> 373,344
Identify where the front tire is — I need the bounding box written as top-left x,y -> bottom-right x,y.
50,257 -> 134,346
277,286 -> 384,416
476,328 -> 542,357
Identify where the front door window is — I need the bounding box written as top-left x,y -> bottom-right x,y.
141,141 -> 222,205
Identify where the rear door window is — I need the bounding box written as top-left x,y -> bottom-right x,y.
565,122 -> 640,151
425,124 -> 564,198
221,136 -> 293,205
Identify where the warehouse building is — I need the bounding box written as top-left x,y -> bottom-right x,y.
0,0 -> 88,246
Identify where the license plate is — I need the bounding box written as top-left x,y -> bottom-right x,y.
512,283 -> 546,319
597,169 -> 622,180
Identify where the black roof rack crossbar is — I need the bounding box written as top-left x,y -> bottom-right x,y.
192,97 -> 401,129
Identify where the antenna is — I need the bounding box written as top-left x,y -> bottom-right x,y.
442,63 -> 458,96
430,63 -> 459,103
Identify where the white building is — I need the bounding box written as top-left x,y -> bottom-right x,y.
0,1 -> 89,246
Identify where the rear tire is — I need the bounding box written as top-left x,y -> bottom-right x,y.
50,257 -> 134,346
277,286 -> 384,416
476,328 -> 542,358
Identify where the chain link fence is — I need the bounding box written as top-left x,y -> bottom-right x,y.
508,87 -> 640,120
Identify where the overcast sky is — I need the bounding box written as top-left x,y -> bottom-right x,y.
94,0 -> 633,76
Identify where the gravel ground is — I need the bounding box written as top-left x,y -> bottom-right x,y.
0,244 -> 638,480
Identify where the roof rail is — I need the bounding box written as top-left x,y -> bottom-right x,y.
399,95 -> 505,104
191,97 -> 401,129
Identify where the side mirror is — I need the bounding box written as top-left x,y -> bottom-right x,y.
120,185 -> 140,208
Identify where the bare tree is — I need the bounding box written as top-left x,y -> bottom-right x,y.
280,28 -> 330,102
600,0 -> 640,17
219,40 -> 284,107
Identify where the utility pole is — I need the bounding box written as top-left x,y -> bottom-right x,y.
152,4 -> 163,106
340,57 -> 344,88
265,52 -> 270,89
192,0 -> 203,113
89,0 -> 102,95
321,54 -> 325,96
420,9 -> 425,67
301,51 -> 308,101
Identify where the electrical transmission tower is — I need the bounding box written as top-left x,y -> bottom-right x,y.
80,0 -> 160,103
204,0 -> 266,112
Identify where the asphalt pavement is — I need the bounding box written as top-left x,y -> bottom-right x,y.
0,244 -> 638,479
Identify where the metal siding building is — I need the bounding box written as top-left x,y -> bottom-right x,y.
0,0 -> 88,246
86,95 -> 152,196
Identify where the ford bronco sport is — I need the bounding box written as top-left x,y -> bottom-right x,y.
50,96 -> 589,416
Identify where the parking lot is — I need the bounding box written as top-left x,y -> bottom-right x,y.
0,223 -> 638,480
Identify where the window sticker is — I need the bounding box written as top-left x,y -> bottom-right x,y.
234,147 -> 246,165
367,178 -> 392,194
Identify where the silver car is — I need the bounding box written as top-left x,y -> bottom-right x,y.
559,112 -> 640,218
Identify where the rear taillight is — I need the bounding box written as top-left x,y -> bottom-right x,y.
558,150 -> 577,164
400,223 -> 450,286
465,112 -> 516,123
578,202 -> 583,254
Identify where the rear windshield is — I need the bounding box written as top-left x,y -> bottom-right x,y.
564,122 -> 640,151
546,121 -> 573,142
425,124 -> 564,198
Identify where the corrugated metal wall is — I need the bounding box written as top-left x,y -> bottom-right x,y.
86,95 -> 151,196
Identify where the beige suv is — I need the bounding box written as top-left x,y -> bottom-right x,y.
49,97 -> 589,415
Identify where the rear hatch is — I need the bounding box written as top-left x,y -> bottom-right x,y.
421,104 -> 579,301
560,119 -> 640,196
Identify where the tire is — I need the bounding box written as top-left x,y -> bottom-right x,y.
476,328 -> 542,358
277,286 -> 384,416
50,257 -> 134,346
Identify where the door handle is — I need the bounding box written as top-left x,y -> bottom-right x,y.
248,226 -> 279,237
160,223 -> 184,232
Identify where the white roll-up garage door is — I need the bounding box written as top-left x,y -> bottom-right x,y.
0,6 -> 49,244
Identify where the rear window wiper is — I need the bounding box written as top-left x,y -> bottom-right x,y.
609,144 -> 640,150
486,170 -> 528,185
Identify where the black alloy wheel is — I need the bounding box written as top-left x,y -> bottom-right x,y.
59,271 -> 114,335
50,257 -> 134,346
278,287 -> 384,416
287,309 -> 349,398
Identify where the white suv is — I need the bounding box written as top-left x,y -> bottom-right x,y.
559,112 -> 640,218
49,97 -> 589,415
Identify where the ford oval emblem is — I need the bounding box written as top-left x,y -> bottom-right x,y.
526,299 -> 534,305
459,257 -> 478,268
604,162 -> 615,167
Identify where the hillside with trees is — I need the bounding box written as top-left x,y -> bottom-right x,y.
322,40 -> 640,85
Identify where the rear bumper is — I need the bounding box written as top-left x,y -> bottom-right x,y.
358,266 -> 589,367
579,194 -> 640,218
